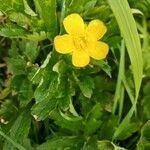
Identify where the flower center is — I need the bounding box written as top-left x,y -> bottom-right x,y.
73,36 -> 87,51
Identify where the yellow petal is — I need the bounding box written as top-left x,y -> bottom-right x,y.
63,13 -> 85,36
72,50 -> 90,67
87,41 -> 109,60
86,20 -> 107,41
54,34 -> 75,54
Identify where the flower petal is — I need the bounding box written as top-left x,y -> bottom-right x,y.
54,34 -> 75,54
86,20 -> 107,41
87,41 -> 109,60
72,50 -> 90,67
63,13 -> 85,36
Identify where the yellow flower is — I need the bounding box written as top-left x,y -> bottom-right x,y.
54,13 -> 109,67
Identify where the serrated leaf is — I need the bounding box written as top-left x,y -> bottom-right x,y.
37,136 -> 84,150
3,107 -> 31,150
66,0 -> 86,14
0,99 -> 18,121
19,39 -> 39,62
99,116 -> 118,140
0,0 -> 24,12
0,23 -> 28,38
33,0 -> 57,39
79,76 -> 94,98
84,103 -> 103,135
50,110 -> 83,132
11,75 -> 33,107
84,118 -> 102,135
84,0 -> 97,12
92,60 -> 112,77
34,71 -> 58,103
82,136 -> 98,150
23,0 -> 37,16
7,56 -> 27,75
32,70 -> 60,120
32,97 -> 58,120
8,12 -> 31,27
32,69 -> 76,120
137,120 -> 150,150
59,110 -> 82,122
25,31 -> 49,41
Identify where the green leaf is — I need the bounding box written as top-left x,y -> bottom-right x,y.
0,88 -> 10,100
8,12 -> 31,27
107,0 -> 143,99
0,0 -> 24,12
97,141 -> 114,150
142,96 -> 150,120
84,118 -> 102,136
32,69 -> 76,120
0,99 -> 18,121
99,116 -> 118,140
34,71 -> 58,103
0,23 -> 28,38
137,120 -> 150,150
32,71 -> 58,120
11,75 -> 33,107
97,140 -> 126,150
82,136 -> 98,150
0,10 -> 3,16
107,0 -> 143,141
84,103 -> 103,135
50,110 -> 83,133
7,56 -> 27,75
31,97 -> 58,120
83,0 -> 97,14
23,0 -> 37,16
79,76 -> 94,98
33,0 -> 57,39
66,0 -> 85,13
37,136 -> 84,150
115,122 -> 140,140
0,130 -> 26,150
25,31 -> 49,41
19,39 -> 39,62
3,107 -> 31,150
92,60 -> 112,77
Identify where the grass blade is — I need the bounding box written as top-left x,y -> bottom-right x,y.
107,0 -> 143,99
108,0 -> 143,140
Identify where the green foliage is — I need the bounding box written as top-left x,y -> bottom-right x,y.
78,76 -> 94,98
33,0 -> 58,39
97,140 -> 126,150
2,107 -> 32,150
137,121 -> 150,150
37,136 -> 84,150
0,0 -> 150,149
11,75 -> 33,107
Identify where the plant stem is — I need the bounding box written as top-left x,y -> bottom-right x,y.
112,40 -> 125,116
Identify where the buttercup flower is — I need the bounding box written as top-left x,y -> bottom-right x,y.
54,13 -> 109,67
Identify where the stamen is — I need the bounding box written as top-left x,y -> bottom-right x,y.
73,36 -> 87,51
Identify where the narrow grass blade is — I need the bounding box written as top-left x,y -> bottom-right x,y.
112,40 -> 125,115
107,0 -> 143,99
